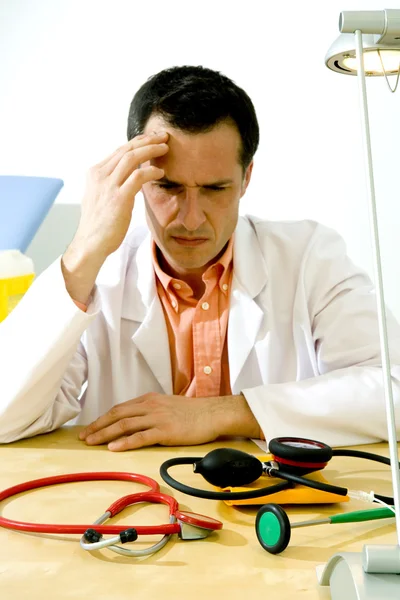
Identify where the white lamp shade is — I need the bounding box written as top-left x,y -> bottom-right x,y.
325,33 -> 400,76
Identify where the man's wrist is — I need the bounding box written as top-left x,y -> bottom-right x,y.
72,298 -> 88,312
209,394 -> 263,440
62,240 -> 106,305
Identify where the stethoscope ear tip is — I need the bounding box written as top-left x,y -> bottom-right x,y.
83,528 -> 103,543
255,503 -> 291,555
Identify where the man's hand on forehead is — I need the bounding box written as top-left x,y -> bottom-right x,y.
64,130 -> 170,264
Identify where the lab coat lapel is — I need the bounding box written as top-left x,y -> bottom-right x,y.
228,218 -> 267,392
123,233 -> 173,395
132,297 -> 173,395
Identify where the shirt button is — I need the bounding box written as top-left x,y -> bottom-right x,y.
173,283 -> 181,290
222,284 -> 228,291
203,366 -> 212,375
201,302 -> 210,310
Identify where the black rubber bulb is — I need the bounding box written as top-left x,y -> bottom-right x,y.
193,448 -> 263,487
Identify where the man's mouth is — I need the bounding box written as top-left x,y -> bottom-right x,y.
171,237 -> 208,246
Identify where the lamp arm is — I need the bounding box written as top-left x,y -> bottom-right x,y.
340,9 -> 400,45
340,11 -> 386,35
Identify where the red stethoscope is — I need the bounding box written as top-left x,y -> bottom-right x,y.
0,472 -> 222,557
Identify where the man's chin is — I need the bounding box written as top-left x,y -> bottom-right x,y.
172,258 -> 210,270
167,252 -> 212,271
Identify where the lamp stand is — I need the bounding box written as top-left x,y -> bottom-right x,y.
319,27 -> 400,599
317,552 -> 400,598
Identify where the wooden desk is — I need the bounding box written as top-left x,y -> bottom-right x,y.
0,427 -> 397,600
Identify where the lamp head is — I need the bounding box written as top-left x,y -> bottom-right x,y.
325,33 -> 400,76
325,9 -> 400,76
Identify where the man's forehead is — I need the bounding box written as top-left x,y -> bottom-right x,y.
153,154 -> 240,187
145,116 -> 241,176
143,115 -> 241,152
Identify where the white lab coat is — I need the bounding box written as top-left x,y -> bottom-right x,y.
0,215 -> 399,446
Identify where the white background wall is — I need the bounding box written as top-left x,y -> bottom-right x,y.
1,0 -> 399,318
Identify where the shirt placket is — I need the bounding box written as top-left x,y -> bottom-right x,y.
193,282 -> 221,397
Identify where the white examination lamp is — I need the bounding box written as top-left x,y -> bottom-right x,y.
318,9 -> 400,600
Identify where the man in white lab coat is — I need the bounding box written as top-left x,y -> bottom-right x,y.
0,65 -> 399,450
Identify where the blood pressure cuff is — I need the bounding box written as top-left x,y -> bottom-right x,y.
219,454 -> 350,506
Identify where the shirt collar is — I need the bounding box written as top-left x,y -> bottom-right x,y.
152,235 -> 234,307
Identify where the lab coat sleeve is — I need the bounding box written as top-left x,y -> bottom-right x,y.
242,225 -> 400,447
0,258 -> 100,443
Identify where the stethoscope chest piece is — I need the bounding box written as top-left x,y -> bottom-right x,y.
176,511 -> 223,540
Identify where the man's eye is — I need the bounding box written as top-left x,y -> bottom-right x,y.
156,184 -> 226,192
157,183 -> 178,190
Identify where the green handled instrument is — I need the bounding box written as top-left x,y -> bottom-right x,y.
255,504 -> 395,555
314,506 -> 394,525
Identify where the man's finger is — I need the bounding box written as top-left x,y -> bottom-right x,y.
98,132 -> 168,175
93,135 -> 146,171
83,415 -> 150,445
110,142 -> 168,187
121,164 -> 165,195
79,402 -> 146,440
108,429 -> 160,451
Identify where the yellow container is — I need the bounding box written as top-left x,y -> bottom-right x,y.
0,250 -> 35,322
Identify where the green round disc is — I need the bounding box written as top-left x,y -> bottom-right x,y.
258,511 -> 282,546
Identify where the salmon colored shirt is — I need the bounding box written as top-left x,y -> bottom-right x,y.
72,239 -> 233,398
153,238 -> 234,398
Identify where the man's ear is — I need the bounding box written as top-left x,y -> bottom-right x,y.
241,161 -> 254,196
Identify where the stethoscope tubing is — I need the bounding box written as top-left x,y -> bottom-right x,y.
0,472 -> 181,536
0,472 -> 160,499
0,518 -> 180,536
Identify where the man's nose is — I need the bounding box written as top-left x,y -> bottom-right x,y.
178,188 -> 207,232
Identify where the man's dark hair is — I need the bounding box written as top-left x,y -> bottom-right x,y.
127,65 -> 259,171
